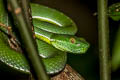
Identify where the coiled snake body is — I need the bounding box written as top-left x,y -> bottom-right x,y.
0,2 -> 89,75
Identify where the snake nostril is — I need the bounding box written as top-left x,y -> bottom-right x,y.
77,44 -> 80,46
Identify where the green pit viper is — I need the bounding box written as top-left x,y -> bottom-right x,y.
0,1 -> 90,75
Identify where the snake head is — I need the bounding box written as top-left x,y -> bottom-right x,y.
51,34 -> 90,54
108,3 -> 120,21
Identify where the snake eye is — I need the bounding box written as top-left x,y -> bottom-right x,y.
70,37 -> 76,44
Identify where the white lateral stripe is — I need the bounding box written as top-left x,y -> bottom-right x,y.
32,16 -> 62,26
35,32 -> 50,40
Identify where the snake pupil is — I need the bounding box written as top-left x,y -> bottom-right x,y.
70,38 -> 76,44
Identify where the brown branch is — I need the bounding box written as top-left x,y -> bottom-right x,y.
0,22 -> 21,52
51,64 -> 85,80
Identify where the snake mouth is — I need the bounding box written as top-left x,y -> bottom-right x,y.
68,43 -> 90,54
77,43 -> 90,54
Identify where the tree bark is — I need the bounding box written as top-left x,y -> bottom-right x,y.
51,64 -> 85,80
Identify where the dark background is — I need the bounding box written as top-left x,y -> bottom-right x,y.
0,0 -> 120,80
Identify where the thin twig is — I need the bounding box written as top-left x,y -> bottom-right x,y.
97,0 -> 111,80
7,0 -> 49,80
